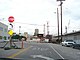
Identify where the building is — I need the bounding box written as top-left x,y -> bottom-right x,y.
62,31 -> 80,42
53,31 -> 80,43
24,32 -> 28,40
34,29 -> 39,36
0,22 -> 9,42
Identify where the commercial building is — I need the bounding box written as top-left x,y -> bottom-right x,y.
0,22 -> 9,42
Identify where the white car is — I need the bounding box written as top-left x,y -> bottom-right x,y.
61,40 -> 75,47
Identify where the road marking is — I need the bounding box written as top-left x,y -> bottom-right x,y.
7,46 -> 31,58
31,55 -> 54,60
32,47 -> 49,51
49,44 -> 64,59
49,51 -> 52,54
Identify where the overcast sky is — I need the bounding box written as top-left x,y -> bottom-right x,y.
0,0 -> 80,35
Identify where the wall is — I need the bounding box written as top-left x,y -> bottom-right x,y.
62,33 -> 80,41
0,22 -> 8,42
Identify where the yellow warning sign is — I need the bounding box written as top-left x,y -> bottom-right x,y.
8,30 -> 14,35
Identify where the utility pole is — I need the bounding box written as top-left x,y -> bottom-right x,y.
57,0 -> 65,42
43,24 -> 45,37
47,21 -> 49,35
60,1 -> 63,42
19,26 -> 21,35
57,8 -> 59,41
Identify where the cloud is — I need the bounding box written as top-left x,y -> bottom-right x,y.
63,0 -> 80,20
58,0 -> 80,33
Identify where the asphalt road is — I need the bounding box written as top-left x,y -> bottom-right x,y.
0,41 -> 80,60
13,43 -> 63,60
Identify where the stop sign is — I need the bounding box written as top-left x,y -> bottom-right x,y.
8,16 -> 14,23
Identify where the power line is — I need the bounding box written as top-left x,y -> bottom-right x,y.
15,22 -> 57,27
15,22 -> 43,26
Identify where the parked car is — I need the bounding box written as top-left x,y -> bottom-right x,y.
72,40 -> 80,49
61,40 -> 75,47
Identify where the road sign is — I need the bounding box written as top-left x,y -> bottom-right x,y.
8,16 -> 14,23
10,23 -> 13,28
8,30 -> 14,36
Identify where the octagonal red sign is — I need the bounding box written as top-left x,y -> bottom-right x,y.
8,16 -> 14,23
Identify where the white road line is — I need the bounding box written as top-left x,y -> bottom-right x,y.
31,55 -> 54,60
49,44 -> 64,59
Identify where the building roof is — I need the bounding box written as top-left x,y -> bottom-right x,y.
63,31 -> 80,36
54,31 -> 80,37
0,22 -> 8,27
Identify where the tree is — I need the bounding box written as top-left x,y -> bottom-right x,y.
11,34 -> 20,39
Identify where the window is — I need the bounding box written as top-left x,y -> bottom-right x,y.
0,36 -> 2,39
3,36 -> 6,40
8,36 -> 10,39
4,28 -> 7,32
0,27 -> 3,31
66,40 -> 74,42
74,35 -> 77,40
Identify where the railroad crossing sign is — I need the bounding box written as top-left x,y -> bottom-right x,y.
8,30 -> 14,36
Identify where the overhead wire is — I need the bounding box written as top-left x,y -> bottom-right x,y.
15,22 -> 57,27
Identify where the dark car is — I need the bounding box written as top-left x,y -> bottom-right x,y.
72,40 -> 80,49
